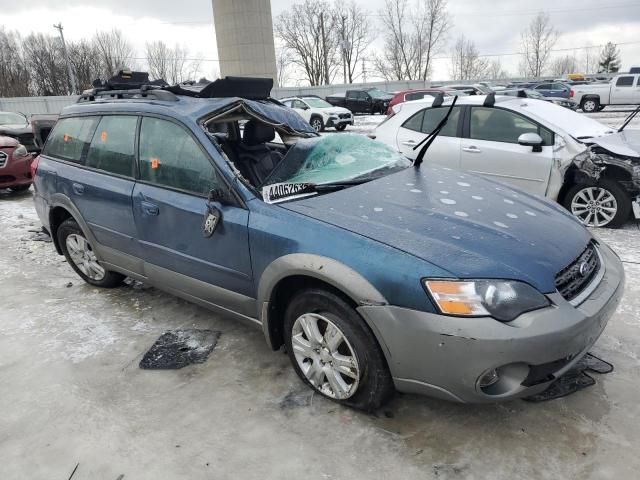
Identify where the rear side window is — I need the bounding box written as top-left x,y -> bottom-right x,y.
535,84 -> 551,90
421,107 -> 461,137
85,116 -> 137,177
139,117 -> 218,195
43,117 -> 99,163
470,107 -> 552,145
616,76 -> 634,86
402,110 -> 425,132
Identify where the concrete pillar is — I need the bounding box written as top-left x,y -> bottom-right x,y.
212,0 -> 278,84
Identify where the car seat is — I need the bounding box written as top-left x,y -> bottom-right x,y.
235,120 -> 284,187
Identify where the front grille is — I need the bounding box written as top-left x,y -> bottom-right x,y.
0,151 -> 6,168
555,242 -> 600,301
339,113 -> 351,119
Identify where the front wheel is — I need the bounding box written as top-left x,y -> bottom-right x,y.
57,218 -> 125,287
563,180 -> 630,228
284,288 -> 394,411
310,116 -> 324,132
581,98 -> 599,113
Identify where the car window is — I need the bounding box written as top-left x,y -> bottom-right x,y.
293,100 -> 307,109
42,116 -> 99,164
535,84 -> 551,90
346,91 -> 358,99
282,100 -> 293,108
470,107 -> 552,145
85,116 -> 137,177
616,76 -> 634,87
401,110 -> 425,132
552,84 -> 566,91
406,92 -> 429,101
358,91 -> 369,100
139,117 -> 218,195
421,107 -> 461,137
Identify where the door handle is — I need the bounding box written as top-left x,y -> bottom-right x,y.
463,146 -> 481,153
141,201 -> 159,216
402,140 -> 417,146
72,182 -> 85,195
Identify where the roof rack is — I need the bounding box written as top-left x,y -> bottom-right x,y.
77,70 -> 275,104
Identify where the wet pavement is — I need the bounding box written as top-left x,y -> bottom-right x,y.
1,109 -> 640,479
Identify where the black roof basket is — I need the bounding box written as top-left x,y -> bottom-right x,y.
78,70 -> 274,104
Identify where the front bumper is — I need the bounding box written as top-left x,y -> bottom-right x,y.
358,243 -> 625,403
325,116 -> 354,128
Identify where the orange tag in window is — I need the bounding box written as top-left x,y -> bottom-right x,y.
151,158 -> 159,169
63,134 -> 70,142
101,131 -> 107,142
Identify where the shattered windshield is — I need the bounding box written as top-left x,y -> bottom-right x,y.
261,134 -> 411,195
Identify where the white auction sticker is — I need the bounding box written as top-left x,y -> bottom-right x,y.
262,182 -> 317,204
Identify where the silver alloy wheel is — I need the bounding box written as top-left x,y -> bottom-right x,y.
582,100 -> 596,112
291,313 -> 360,399
570,186 -> 618,227
65,233 -> 106,281
311,118 -> 323,132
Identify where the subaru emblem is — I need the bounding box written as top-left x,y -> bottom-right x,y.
578,262 -> 589,277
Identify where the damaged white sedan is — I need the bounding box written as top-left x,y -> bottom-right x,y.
375,95 -> 640,227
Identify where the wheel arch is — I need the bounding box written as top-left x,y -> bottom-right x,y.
47,194 -> 97,255
257,254 -> 388,351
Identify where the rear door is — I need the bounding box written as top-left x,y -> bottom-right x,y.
396,106 -> 462,167
132,116 -> 254,312
460,106 -> 554,196
612,75 -> 636,104
46,115 -> 140,259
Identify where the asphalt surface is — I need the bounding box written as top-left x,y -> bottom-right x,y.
1,110 -> 640,479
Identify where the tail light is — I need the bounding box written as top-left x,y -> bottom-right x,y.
569,89 -> 574,98
30,155 -> 40,178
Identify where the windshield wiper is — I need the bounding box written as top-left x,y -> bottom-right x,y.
619,105 -> 640,133
412,95 -> 459,167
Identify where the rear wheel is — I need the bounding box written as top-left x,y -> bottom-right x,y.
581,98 -> 599,113
57,218 -> 125,287
284,288 -> 394,411
335,124 -> 347,131
563,180 -> 630,228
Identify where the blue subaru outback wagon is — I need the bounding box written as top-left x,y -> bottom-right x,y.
32,73 -> 625,410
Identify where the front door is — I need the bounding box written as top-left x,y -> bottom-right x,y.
460,106 -> 554,196
291,99 -> 312,122
132,116 -> 254,314
396,106 -> 462,168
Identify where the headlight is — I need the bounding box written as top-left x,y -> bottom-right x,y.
13,144 -> 28,157
423,279 -> 550,322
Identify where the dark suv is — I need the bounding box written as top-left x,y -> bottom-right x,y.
32,72 -> 624,410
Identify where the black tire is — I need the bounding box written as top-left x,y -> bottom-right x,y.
563,179 -> 631,228
9,184 -> 31,192
57,218 -> 125,287
581,97 -> 599,113
597,105 -> 606,112
335,124 -> 347,131
310,116 -> 324,132
284,288 -> 394,411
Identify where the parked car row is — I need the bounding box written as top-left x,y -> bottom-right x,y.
31,72 -> 625,411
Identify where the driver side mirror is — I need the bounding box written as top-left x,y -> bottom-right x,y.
208,187 -> 233,206
518,133 -> 544,152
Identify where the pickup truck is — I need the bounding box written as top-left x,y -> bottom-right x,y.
572,74 -> 640,112
325,87 -> 393,115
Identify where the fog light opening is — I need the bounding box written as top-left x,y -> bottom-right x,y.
478,369 -> 500,388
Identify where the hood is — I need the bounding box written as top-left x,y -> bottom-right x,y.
588,130 -> 640,159
0,124 -> 30,135
0,135 -> 19,148
281,166 -> 592,294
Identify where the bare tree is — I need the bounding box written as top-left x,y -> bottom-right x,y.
519,12 -> 558,77
93,29 -> 134,77
581,47 -> 598,74
68,39 -> 102,91
145,41 -> 193,84
486,59 -> 508,80
335,0 -> 372,83
275,47 -> 293,86
22,33 -> 69,95
374,0 -> 450,81
550,54 -> 578,76
449,35 -> 489,81
274,0 -> 340,86
0,29 -> 30,97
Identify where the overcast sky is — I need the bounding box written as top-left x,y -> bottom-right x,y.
1,0 -> 639,84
